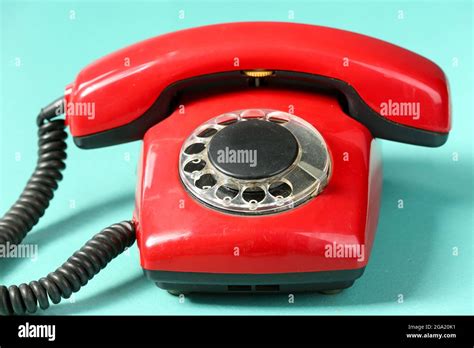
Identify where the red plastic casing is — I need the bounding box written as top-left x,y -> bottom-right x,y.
66,22 -> 450,137
134,88 -> 382,274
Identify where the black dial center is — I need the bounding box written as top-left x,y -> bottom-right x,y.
208,119 -> 299,180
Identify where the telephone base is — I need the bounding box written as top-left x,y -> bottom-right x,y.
145,268 -> 364,294
162,282 -> 353,295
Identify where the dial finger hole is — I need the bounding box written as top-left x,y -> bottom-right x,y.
197,128 -> 218,137
184,143 -> 206,155
184,159 -> 206,173
268,116 -> 289,124
216,184 -> 239,201
267,111 -> 290,123
242,187 -> 266,203
216,114 -> 239,125
241,109 -> 265,119
195,173 -> 216,190
269,182 -> 292,198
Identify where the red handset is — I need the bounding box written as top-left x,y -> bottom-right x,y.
0,22 -> 451,314
66,22 -> 450,148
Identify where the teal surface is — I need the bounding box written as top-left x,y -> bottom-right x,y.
0,0 -> 472,315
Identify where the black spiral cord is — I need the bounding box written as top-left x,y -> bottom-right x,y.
0,98 -> 67,246
0,98 -> 136,315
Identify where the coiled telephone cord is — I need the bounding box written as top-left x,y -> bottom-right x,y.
0,98 -> 136,315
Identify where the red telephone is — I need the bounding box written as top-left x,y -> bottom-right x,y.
0,22 -> 450,313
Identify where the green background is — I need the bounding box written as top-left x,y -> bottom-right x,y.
1,0 -> 472,315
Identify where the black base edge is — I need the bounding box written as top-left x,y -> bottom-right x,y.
143,267 -> 365,293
